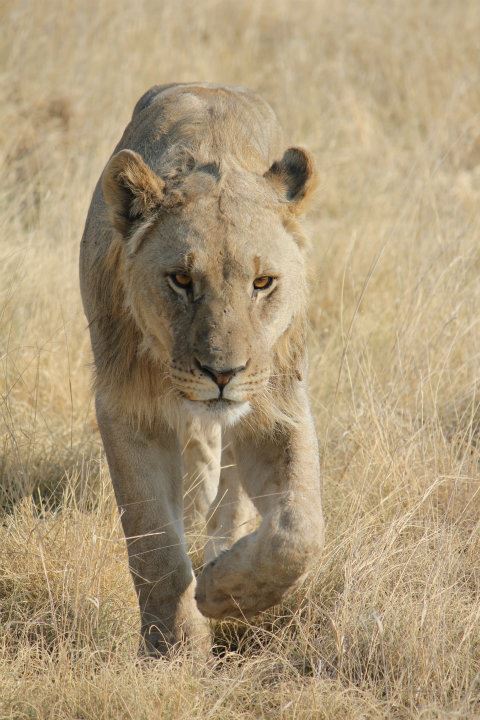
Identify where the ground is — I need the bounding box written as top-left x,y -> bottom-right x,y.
0,1 -> 479,718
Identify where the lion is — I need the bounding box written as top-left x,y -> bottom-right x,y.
79,82 -> 324,656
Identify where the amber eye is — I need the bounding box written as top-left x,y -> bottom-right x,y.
253,276 -> 274,291
170,273 -> 193,289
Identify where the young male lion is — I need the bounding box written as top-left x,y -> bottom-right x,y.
80,83 -> 324,656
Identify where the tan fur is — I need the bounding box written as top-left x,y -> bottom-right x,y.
80,83 -> 324,656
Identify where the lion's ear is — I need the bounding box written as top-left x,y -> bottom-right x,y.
264,147 -> 317,215
102,149 -> 165,236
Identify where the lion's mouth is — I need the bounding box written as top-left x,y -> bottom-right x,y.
180,395 -> 251,424
178,390 -> 244,406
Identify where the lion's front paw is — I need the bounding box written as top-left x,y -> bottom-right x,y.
195,555 -> 284,620
140,600 -> 212,658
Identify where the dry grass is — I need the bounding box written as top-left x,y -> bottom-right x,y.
1,1 -> 480,717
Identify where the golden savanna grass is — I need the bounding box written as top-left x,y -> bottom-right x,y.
1,1 -> 479,717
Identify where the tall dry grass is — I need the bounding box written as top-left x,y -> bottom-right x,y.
1,1 -> 479,717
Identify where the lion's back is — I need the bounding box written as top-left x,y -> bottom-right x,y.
117,83 -> 284,175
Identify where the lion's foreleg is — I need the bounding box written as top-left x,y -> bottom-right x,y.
195,408 -> 324,620
96,397 -> 211,656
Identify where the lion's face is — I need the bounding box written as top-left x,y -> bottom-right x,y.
103,149 -> 315,422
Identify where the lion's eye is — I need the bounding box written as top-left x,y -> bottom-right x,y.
253,276 -> 274,291
170,273 -> 193,289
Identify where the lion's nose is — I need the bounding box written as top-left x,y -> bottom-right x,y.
195,359 -> 247,389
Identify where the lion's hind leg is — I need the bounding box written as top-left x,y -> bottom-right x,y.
204,443 -> 257,563
181,418 -> 221,535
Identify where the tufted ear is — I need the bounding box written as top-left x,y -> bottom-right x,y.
264,147 -> 317,215
102,149 -> 166,236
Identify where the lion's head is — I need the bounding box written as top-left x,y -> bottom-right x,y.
102,145 -> 316,425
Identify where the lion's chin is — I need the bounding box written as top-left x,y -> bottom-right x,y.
182,398 -> 251,427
